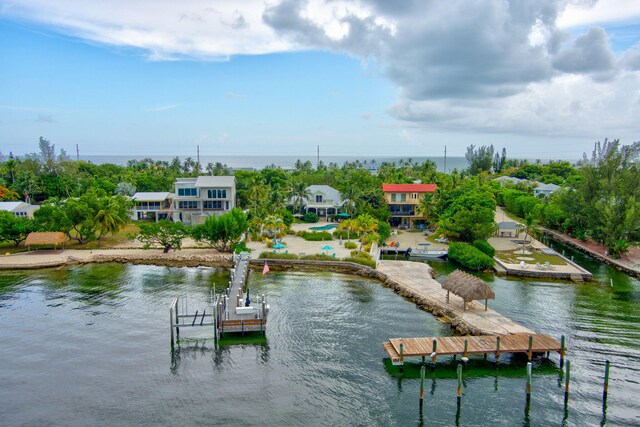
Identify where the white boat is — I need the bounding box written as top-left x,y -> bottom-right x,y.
406,246 -> 448,259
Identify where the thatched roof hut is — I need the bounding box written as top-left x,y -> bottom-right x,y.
24,232 -> 67,250
441,269 -> 495,311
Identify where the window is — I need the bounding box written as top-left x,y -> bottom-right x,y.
411,193 -> 419,200
391,194 -> 397,202
204,201 -> 224,209
178,188 -> 197,197
207,189 -> 227,199
178,201 -> 198,209
315,195 -> 323,203
149,202 -> 160,210
401,193 -> 407,202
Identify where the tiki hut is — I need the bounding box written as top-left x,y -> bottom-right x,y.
23,232 -> 67,251
441,269 -> 496,311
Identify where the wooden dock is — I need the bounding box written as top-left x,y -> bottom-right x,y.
383,334 -> 565,366
169,252 -> 269,345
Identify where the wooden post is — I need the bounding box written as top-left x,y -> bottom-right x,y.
560,335 -> 566,368
419,365 -> 425,408
456,364 -> 463,406
528,335 -> 533,361
175,299 -> 180,341
485,299 -> 488,311
446,290 -> 450,303
463,339 -> 468,358
526,362 -> 532,404
496,336 -> 501,361
399,342 -> 404,373
564,360 -> 571,405
603,360 -> 610,404
432,339 -> 437,363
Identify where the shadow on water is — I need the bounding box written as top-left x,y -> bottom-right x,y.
170,337 -> 270,374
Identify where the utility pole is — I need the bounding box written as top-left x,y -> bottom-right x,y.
76,144 -> 79,161
317,145 -> 320,168
444,145 -> 447,173
197,145 -> 200,168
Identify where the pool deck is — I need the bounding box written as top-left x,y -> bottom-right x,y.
376,261 -> 534,336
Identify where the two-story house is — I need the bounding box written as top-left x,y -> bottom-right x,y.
172,176 -> 236,225
130,192 -> 174,222
290,185 -> 345,218
382,183 -> 437,229
0,201 -> 39,218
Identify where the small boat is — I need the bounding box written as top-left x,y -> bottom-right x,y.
406,246 -> 448,259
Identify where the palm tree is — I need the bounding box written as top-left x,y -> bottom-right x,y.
263,215 -> 285,238
287,179 -> 311,214
340,184 -> 361,215
521,214 -> 539,254
95,197 -> 130,244
353,213 -> 379,251
337,218 -> 356,240
247,178 -> 269,212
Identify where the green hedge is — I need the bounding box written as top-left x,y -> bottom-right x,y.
258,252 -> 299,260
301,254 -> 336,261
343,257 -> 376,268
472,239 -> 496,257
300,231 -> 333,241
448,242 -> 494,271
344,241 -> 357,249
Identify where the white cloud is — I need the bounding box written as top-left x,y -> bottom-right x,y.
2,0 -> 640,141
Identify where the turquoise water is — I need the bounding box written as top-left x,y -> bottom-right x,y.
0,244 -> 638,425
309,224 -> 337,231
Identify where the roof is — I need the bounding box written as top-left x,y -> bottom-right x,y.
194,176 -> 235,188
535,183 -> 561,192
497,221 -> 520,230
0,201 -> 26,212
382,183 -> 437,193
493,176 -> 525,184
132,192 -> 173,202
441,270 -> 496,302
24,232 -> 67,246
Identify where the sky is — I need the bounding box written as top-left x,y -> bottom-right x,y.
1,0 -> 639,159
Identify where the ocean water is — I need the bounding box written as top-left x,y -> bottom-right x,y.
81,155 -> 471,172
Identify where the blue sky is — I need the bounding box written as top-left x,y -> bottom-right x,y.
1,1 -> 639,159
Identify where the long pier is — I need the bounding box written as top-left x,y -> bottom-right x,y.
383,334 -> 565,366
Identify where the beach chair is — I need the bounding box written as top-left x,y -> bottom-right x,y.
520,261 -> 529,269
536,263 -> 543,270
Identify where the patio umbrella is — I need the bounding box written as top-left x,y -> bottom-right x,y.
321,245 -> 334,251
273,243 -> 286,249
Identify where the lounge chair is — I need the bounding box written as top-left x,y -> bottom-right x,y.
520,261 -> 529,269
536,263 -> 543,270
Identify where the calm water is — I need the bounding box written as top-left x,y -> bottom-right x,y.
0,244 -> 638,426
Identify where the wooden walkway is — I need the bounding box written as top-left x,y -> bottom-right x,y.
383,334 -> 564,366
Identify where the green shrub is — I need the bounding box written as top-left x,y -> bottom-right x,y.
301,231 -> 333,241
303,212 -> 319,223
349,250 -> 372,260
258,251 -> 299,260
344,241 -> 357,249
233,242 -> 251,253
301,254 -> 336,261
343,257 -> 376,268
448,242 -> 494,271
472,239 -> 496,257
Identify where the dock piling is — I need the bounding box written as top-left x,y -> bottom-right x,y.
419,365 -> 425,408
496,336 -> 501,360
527,335 -> 533,361
603,360 -> 610,404
559,335 -> 566,368
463,339 -> 468,358
399,342 -> 404,373
432,339 -> 437,363
456,364 -> 463,406
526,362 -> 532,404
564,360 -> 571,405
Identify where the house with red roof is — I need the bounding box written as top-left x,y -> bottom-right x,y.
382,183 -> 437,229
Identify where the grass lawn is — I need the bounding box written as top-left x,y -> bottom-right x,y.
495,249 -> 566,265
497,207 -> 525,223
62,223 -> 141,250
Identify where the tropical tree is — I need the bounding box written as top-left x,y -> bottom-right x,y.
353,213 -> 379,251
287,179 -> 311,214
115,182 -> 136,196
0,211 -> 37,246
134,220 -> 190,253
191,208 -> 248,252
520,214 -> 539,254
95,196 -> 132,242
262,215 -> 285,238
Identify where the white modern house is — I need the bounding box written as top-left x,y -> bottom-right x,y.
172,176 -> 236,225
291,185 -> 345,217
130,192 -> 174,222
0,201 -> 39,218
534,183 -> 561,198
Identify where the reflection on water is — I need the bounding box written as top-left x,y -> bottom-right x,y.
0,258 -> 638,426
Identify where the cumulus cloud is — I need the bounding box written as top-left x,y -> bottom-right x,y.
2,0 -> 640,139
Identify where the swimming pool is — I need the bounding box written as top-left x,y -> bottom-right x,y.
309,224 -> 337,231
